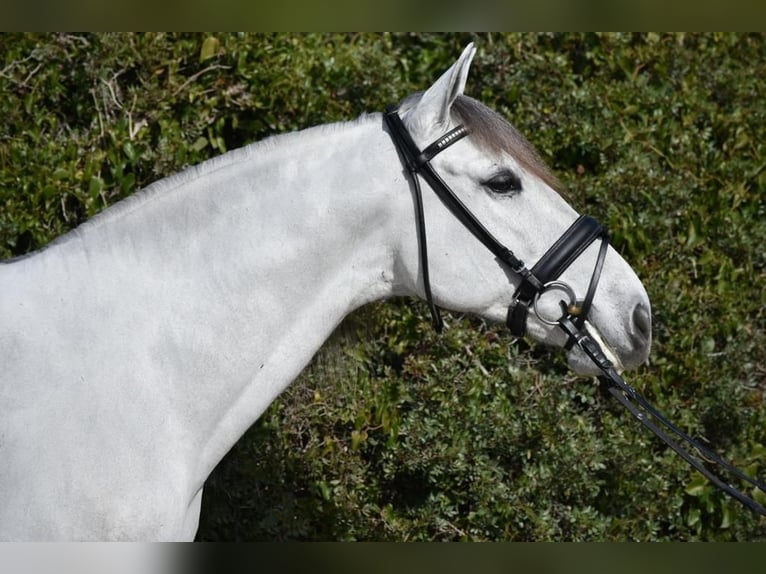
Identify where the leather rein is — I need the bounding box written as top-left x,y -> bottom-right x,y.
384,106 -> 766,519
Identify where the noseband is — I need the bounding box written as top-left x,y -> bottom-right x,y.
384,105 -> 766,518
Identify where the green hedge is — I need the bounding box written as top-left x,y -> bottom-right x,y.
1,33 -> 764,540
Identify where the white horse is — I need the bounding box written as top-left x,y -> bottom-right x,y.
0,44 -> 651,540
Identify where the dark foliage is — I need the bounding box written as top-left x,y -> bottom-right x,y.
1,33 -> 764,540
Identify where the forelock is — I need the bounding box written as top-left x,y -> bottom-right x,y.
399,93 -> 563,193
450,95 -> 563,192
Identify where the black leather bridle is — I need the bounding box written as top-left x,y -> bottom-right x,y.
383,106 -> 609,342
384,105 -> 766,518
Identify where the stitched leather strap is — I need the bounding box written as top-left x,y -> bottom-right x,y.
556,316 -> 766,517
385,107 -> 529,273
508,215 -> 608,338
385,107 -> 531,331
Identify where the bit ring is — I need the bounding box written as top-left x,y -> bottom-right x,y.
533,281 -> 578,326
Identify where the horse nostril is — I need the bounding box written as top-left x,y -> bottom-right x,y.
632,302 -> 652,345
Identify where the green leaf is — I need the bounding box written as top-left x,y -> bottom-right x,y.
192,136 -> 208,152
687,507 -> 701,527
200,36 -> 220,62
316,480 -> 332,501
123,141 -> 137,162
685,475 -> 709,497
88,176 -> 104,199
720,505 -> 732,529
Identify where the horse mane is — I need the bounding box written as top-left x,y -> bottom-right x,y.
34,114 -> 378,255
400,93 -> 564,193
75,115 -> 378,227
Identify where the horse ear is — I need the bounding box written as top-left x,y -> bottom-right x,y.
408,43 -> 476,135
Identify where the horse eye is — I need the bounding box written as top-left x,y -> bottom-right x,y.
483,171 -> 522,195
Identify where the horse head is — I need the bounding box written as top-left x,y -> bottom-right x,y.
390,43 -> 651,375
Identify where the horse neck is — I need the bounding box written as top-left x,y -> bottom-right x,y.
181,118 -> 402,482
15,114 -> 406,491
